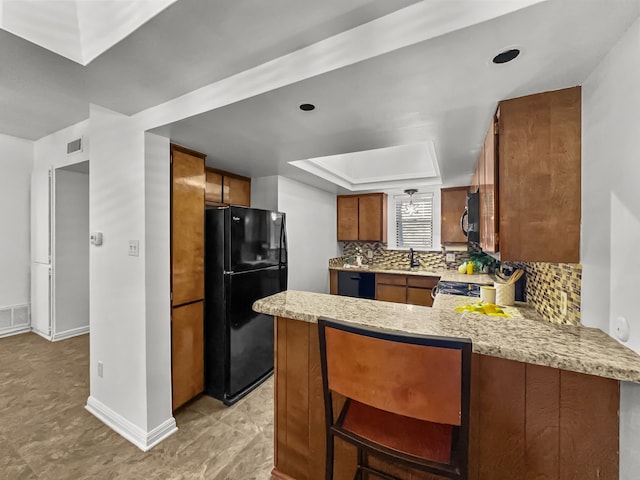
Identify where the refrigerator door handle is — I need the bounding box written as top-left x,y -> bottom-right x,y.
279,215 -> 288,266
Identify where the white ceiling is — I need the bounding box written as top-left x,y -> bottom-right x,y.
0,0 -> 177,65
163,0 -> 640,191
0,0 -> 419,140
1,0 -> 639,192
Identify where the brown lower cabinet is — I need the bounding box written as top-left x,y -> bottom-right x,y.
272,316 -> 619,480
376,273 -> 438,307
171,302 -> 204,411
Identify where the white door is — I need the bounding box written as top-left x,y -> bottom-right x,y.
31,263 -> 51,337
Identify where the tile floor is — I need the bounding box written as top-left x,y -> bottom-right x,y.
0,333 -> 274,479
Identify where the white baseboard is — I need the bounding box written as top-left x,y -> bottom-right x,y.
31,327 -> 52,341
52,325 -> 89,342
0,325 -> 32,339
85,396 -> 177,451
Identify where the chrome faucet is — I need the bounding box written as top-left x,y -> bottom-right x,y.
409,248 -> 420,268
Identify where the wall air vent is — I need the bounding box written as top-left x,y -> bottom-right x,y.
67,138 -> 82,155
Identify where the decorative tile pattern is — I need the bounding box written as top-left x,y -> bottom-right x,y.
339,241 -> 471,270
507,262 -> 582,326
253,290 -> 640,383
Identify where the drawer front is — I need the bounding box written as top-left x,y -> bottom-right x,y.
376,284 -> 407,304
376,273 -> 407,286
407,276 -> 440,289
407,287 -> 433,307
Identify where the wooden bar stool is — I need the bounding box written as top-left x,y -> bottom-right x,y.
318,317 -> 472,480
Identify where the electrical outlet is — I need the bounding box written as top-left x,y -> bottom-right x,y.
98,361 -> 103,378
560,292 -> 568,316
366,250 -> 374,259
445,253 -> 456,262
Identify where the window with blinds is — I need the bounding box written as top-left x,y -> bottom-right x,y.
395,193 -> 434,249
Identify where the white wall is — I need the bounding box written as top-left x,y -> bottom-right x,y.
53,168 -> 89,339
143,132 -> 173,432
251,175 -> 278,211
0,134 -> 33,335
582,17 -> 640,480
272,176 -> 338,293
86,105 -> 175,450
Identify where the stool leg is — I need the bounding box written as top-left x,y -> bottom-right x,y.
325,433 -> 334,480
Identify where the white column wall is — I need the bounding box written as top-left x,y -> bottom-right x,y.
582,18 -> 640,480
87,105 -> 147,428
143,132 -> 174,433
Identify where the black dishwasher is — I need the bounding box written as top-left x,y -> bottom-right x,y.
337,271 -> 375,299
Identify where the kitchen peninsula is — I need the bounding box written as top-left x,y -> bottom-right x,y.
253,290 -> 640,480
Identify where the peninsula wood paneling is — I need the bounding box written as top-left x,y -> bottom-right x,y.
272,316 -> 620,480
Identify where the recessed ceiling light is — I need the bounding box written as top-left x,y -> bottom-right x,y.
492,48 -> 520,64
299,103 -> 316,111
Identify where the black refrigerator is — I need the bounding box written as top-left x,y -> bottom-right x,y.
204,206 -> 287,405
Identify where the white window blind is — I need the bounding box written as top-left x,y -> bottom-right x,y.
395,193 -> 434,249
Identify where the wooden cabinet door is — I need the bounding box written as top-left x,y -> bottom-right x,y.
223,175 -> 251,206
499,87 -> 581,262
337,196 -> 359,241
358,194 -> 387,242
407,287 -> 433,307
441,186 -> 468,244
171,147 -> 205,306
376,284 -> 407,304
205,169 -> 223,204
171,301 -> 204,410
480,121 -> 498,253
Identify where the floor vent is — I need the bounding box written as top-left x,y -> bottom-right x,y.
67,137 -> 82,154
0,304 -> 30,328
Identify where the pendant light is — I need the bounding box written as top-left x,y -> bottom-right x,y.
404,189 -> 418,215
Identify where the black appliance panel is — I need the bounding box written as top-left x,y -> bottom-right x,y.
437,280 -> 491,298
227,206 -> 285,273
337,271 -> 375,299
466,191 -> 480,245
225,267 -> 283,400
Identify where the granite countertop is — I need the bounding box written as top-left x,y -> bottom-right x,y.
329,265 -> 494,284
253,290 -> 640,383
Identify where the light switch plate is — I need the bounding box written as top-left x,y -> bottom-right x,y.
445,253 -> 456,262
128,240 -> 139,257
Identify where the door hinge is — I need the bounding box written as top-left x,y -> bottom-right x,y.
494,121 -> 499,135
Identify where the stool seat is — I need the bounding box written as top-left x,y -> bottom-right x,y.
340,400 -> 453,464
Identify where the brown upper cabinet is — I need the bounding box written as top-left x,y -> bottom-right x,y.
440,186 -> 469,244
171,144 -> 205,306
479,120 -> 498,253
205,167 -> 251,207
472,86 -> 581,263
337,193 -> 388,242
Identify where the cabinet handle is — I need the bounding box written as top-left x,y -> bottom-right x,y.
350,276 -> 361,281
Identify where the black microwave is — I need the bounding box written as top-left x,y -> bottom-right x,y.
465,190 -> 480,245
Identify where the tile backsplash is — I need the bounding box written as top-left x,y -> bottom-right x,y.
338,241 -> 471,271
333,243 -> 583,326
507,262 -> 582,326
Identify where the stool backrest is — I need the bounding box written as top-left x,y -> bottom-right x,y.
318,318 -> 472,426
